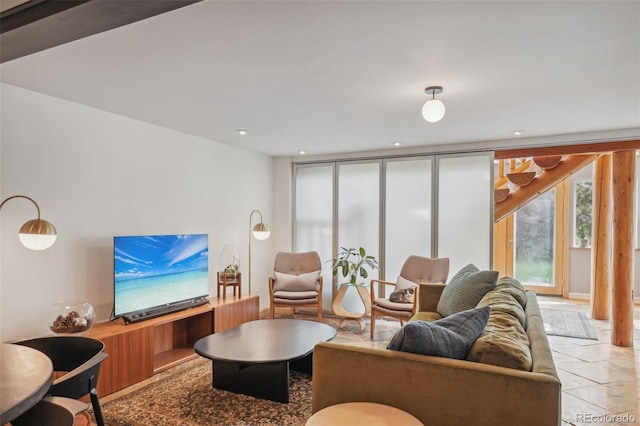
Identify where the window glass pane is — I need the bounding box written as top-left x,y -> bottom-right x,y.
338,162 -> 380,313
294,165 -> 333,309
574,180 -> 593,247
385,159 -> 431,281
438,154 -> 492,274
514,189 -> 555,285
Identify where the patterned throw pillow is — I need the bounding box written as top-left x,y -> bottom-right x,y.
436,264 -> 498,317
387,306 -> 491,359
272,270 -> 320,292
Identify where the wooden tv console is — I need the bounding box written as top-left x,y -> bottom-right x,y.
86,295 -> 259,397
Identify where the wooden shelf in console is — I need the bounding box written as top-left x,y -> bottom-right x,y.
86,294 -> 259,396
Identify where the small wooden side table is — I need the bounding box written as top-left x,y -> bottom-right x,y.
331,284 -> 371,333
306,402 -> 423,426
217,272 -> 242,300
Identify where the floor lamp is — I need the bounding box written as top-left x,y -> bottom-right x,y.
0,195 -> 57,250
248,209 -> 270,295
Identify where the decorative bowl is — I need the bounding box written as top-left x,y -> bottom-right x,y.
507,171 -> 536,187
533,155 -> 563,171
494,188 -> 510,203
49,301 -> 95,334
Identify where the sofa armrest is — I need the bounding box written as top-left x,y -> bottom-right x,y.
417,282 -> 446,312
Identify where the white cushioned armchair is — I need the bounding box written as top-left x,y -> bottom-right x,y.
269,251 -> 323,321
370,256 -> 449,338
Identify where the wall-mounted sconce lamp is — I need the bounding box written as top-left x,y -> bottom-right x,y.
0,195 -> 57,250
248,209 -> 270,294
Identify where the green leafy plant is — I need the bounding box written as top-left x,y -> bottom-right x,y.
576,223 -> 590,240
328,246 -> 379,286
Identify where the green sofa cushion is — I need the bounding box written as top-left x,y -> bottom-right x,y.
436,264 -> 498,317
411,311 -> 443,322
494,276 -> 528,307
467,282 -> 532,371
387,306 -> 490,359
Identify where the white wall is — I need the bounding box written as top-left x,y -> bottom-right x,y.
0,84 -> 275,342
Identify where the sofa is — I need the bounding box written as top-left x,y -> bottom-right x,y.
312,277 -> 561,426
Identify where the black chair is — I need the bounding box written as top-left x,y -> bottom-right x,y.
14,336 -> 108,426
11,396 -> 89,426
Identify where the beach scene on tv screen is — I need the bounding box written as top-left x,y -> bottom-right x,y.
114,234 -> 209,316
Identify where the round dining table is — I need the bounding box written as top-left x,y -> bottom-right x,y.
0,342 -> 53,424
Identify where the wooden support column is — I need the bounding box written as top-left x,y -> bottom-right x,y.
611,150 -> 635,347
590,155 -> 612,320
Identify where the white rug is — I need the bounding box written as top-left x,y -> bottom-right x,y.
540,309 -> 598,340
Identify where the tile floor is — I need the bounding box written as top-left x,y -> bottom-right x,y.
535,296 -> 639,426
100,298 -> 640,425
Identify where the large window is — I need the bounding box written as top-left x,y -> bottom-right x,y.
438,154 -> 493,273
293,152 -> 493,310
385,158 -> 432,280
294,165 -> 334,307
574,179 -> 593,247
337,162 -> 380,312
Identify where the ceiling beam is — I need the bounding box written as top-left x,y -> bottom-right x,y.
494,140 -> 640,160
0,0 -> 202,63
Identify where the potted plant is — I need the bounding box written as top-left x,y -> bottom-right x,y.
329,246 -> 379,286
576,223 -> 590,248
328,247 -> 379,331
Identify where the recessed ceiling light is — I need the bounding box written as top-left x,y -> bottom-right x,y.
298,150 -> 306,155
514,130 -> 524,136
237,129 -> 248,135
393,141 -> 402,147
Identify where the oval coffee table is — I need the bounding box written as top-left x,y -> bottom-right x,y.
194,319 -> 336,403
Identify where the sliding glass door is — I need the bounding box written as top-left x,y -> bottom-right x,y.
294,164 -> 334,308
294,151 -> 493,312
384,158 -> 432,281
437,154 -> 493,273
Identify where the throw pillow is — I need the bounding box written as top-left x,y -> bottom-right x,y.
436,264 -> 498,317
272,270 -> 320,292
468,286 -> 532,371
387,306 -> 491,359
395,275 -> 418,290
494,276 -> 527,307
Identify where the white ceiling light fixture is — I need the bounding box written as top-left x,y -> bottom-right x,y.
237,129 -> 248,135
422,86 -> 445,123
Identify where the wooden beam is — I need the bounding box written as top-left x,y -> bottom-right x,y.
495,140 -> 640,160
590,155 -> 612,320
1,0 -> 203,63
611,150 -> 635,347
494,154 -> 599,222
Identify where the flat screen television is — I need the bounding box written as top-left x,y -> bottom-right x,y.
113,233 -> 209,323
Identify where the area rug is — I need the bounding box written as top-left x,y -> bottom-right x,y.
540,308 -> 598,340
101,359 -> 312,426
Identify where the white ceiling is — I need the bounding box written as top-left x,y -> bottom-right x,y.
1,1 -> 639,157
